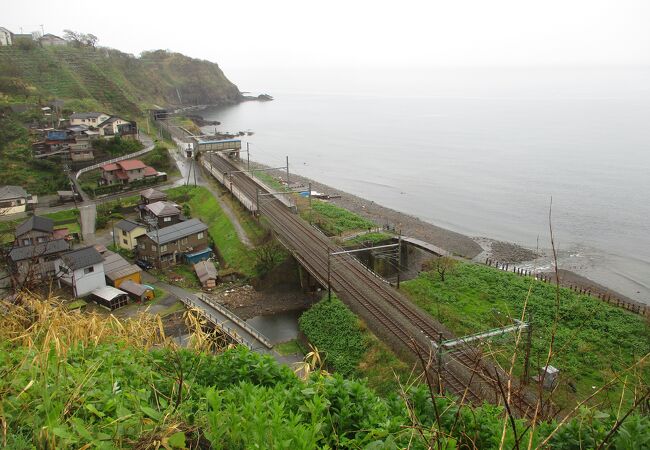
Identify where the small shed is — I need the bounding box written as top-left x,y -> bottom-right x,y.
185,247 -> 212,265
91,286 -> 129,310
119,280 -> 154,301
194,260 -> 217,288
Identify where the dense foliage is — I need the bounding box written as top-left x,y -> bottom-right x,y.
306,200 -> 375,236
91,135 -> 143,157
3,342 -> 649,449
0,112 -> 70,194
402,262 -> 650,408
299,297 -> 368,376
141,143 -> 175,172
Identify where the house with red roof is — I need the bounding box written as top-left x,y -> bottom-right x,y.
100,159 -> 158,185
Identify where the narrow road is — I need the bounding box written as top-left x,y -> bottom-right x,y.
169,139 -> 254,248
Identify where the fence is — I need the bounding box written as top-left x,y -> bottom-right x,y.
75,139 -> 155,179
485,258 -> 649,317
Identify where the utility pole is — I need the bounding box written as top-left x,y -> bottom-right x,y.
256,188 -> 260,219
308,182 -> 313,224
327,249 -> 332,301
523,314 -> 533,384
286,156 -> 290,186
397,231 -> 402,289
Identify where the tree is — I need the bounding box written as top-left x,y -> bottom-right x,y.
63,29 -> 99,48
424,256 -> 457,282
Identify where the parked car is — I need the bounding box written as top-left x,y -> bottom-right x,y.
135,259 -> 153,270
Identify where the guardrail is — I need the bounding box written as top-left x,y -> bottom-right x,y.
179,296 -> 255,350
198,293 -> 274,349
75,139 -> 155,180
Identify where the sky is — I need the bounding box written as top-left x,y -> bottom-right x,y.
4,0 -> 650,76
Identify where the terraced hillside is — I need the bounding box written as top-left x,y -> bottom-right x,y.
0,45 -> 241,115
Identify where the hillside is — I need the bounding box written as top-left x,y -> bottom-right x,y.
0,45 -> 242,116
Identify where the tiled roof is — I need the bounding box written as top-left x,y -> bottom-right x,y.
15,216 -> 54,236
61,246 -> 104,270
143,218 -> 207,245
118,280 -> 151,297
102,251 -> 131,273
194,260 -> 217,284
117,160 -> 146,171
102,163 -> 119,171
0,185 -> 28,201
9,239 -> 69,262
106,264 -> 141,282
145,201 -> 180,217
114,219 -> 144,233
143,166 -> 158,177
140,188 -> 167,200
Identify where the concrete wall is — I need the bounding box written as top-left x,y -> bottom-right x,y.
56,260 -> 106,297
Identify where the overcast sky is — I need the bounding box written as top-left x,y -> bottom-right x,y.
4,0 -> 650,74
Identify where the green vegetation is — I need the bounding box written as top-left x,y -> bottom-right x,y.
342,231 -> 394,247
0,46 -> 241,115
166,186 -> 259,277
43,208 -> 80,234
141,143 -> 178,175
299,297 -> 367,377
402,261 -> 650,408
301,200 -> 375,236
0,111 -> 70,194
3,292 -> 649,449
91,135 -> 143,157
275,339 -> 302,356
300,296 -> 414,395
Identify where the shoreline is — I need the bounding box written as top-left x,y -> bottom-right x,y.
244,161 -> 640,306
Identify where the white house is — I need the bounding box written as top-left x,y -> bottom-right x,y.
39,33 -> 66,46
69,112 -> 110,127
56,246 -> 106,297
0,185 -> 37,215
0,27 -> 12,46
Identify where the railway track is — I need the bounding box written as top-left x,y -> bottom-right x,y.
202,153 -> 541,420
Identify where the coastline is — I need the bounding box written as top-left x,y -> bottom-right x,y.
245,161 -> 639,306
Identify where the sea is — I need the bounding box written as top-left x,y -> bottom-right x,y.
198,66 -> 650,304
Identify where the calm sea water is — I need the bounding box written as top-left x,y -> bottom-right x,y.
200,67 -> 650,303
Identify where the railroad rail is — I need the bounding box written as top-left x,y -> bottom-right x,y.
197,149 -> 542,420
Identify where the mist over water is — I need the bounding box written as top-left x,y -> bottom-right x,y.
201,67 -> 650,303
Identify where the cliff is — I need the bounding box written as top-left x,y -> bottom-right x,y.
0,45 -> 242,116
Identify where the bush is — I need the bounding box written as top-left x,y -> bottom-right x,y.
299,296 -> 367,376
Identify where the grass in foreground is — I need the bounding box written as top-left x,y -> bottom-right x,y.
275,339 -> 303,356
401,261 -> 650,409
2,293 -> 648,449
300,200 -> 375,236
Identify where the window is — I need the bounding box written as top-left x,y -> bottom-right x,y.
122,230 -> 127,236
197,232 -> 204,239
151,245 -> 157,252
123,239 -> 128,245
139,243 -> 146,250
22,238 -> 31,246
84,266 -> 95,274
163,217 -> 171,222
181,238 -> 188,245
160,245 -> 167,252
37,236 -> 46,243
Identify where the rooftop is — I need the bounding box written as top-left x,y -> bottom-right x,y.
145,201 -> 180,217
92,286 -> 128,302
9,239 -> 69,262
0,185 -> 29,201
117,160 -> 147,171
143,218 -> 208,245
140,188 -> 167,200
15,216 -> 54,236
70,112 -> 106,120
114,219 -> 144,233
194,260 -> 217,284
119,280 -> 152,297
61,246 -> 104,270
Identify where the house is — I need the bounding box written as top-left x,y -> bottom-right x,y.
97,116 -> 138,139
136,218 -> 209,269
0,27 -> 12,46
100,160 -> 158,186
68,133 -> 94,161
69,112 -> 110,127
119,279 -> 154,302
113,219 -> 147,250
0,186 -> 37,214
8,239 -> 70,284
141,201 -> 182,228
91,285 -> 129,310
56,246 -> 106,297
194,260 -> 217,288
14,216 -> 56,247
140,188 -> 167,205
102,250 -> 142,288
39,33 -> 66,46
